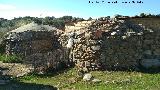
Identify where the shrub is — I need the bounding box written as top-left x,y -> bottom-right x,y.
0,54 -> 23,63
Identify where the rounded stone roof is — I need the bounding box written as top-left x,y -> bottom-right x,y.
10,22 -> 57,33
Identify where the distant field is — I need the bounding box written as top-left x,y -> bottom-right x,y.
1,68 -> 160,90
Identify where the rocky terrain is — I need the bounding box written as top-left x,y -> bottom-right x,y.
0,61 -> 33,77
0,61 -> 33,85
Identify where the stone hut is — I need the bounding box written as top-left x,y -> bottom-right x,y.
4,22 -> 67,72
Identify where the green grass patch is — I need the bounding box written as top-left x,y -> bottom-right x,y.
2,68 -> 158,90
0,54 -> 23,63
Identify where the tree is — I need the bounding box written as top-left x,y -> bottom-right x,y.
140,13 -> 146,17
76,18 -> 84,22
87,17 -> 92,20
60,16 -> 73,23
156,14 -> 160,17
114,14 -> 123,18
71,17 -> 77,22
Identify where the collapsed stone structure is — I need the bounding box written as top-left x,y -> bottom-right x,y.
61,18 -> 160,72
3,18 -> 160,73
4,22 -> 68,72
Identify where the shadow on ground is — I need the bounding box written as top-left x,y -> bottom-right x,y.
27,62 -> 75,78
107,68 -> 160,74
100,64 -> 160,74
0,80 -> 57,90
0,67 -> 57,90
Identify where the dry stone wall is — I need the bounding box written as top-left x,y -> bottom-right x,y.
130,18 -> 160,31
3,18 -> 160,73
141,31 -> 160,68
128,18 -> 160,69
61,18 -> 160,72
4,23 -> 68,72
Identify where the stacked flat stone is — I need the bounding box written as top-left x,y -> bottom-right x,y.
101,35 -> 143,70
141,30 -> 160,68
5,22 -> 67,72
61,19 -> 126,72
61,18 -> 151,72
73,31 -> 102,72
60,20 -> 102,72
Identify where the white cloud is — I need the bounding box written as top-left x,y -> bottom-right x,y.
0,4 -> 16,11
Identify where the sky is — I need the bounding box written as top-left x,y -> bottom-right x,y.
0,0 -> 160,19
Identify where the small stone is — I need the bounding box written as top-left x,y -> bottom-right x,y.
92,79 -> 101,83
111,32 -> 117,35
16,72 -> 27,77
122,36 -> 127,39
91,45 -> 100,51
83,73 -> 92,81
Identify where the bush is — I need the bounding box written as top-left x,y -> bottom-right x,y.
0,54 -> 23,63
